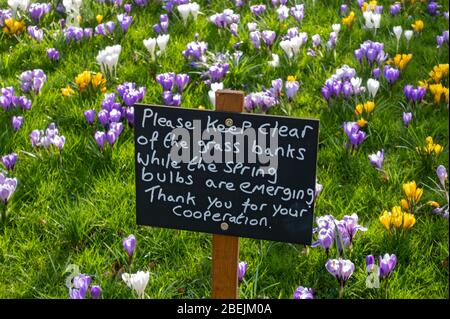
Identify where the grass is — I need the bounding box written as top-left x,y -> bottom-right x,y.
0,0 -> 448,299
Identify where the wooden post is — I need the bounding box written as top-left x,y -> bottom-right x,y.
211,90 -> 244,299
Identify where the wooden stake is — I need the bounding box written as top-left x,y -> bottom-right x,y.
211,90 -> 244,299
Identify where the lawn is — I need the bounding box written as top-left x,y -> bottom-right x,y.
0,0 -> 448,299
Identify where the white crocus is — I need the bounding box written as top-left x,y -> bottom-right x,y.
332,24 -> 341,35
393,26 -> 402,52
96,44 -> 122,77
404,30 -> 413,47
177,4 -> 191,23
268,53 -> 279,67
367,78 -> 380,99
143,37 -> 157,61
208,82 -> 224,106
63,0 -> 83,26
8,0 -> 29,12
122,271 -> 150,299
156,34 -> 170,54
190,2 -> 200,20
280,40 -> 294,59
351,77 -> 363,94
363,11 -> 381,33
372,13 -> 381,29
247,22 -> 257,32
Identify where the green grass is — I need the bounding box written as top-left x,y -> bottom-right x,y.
0,0 -> 448,299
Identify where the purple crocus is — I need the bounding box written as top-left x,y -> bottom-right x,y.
123,234 -> 136,262
378,254 -> 397,279
383,65 -> 400,85
94,131 -> 106,150
27,26 -> 44,42
175,74 -> 190,92
156,73 -> 175,91
311,228 -> 334,254
366,255 -> 375,273
390,3 -> 401,16
250,31 -> 261,50
293,286 -> 314,299
84,110 -> 96,125
428,1 -> 440,16
11,116 -> 23,131
208,64 -> 229,82
373,68 -> 381,79
0,172 -> 17,205
368,149 -> 384,169
124,4 -> 132,12
117,13 -> 133,33
285,79 -> 300,99
28,3 -> 52,23
436,165 -> 447,187
343,122 -> 366,148
238,261 -> 248,282
290,4 -> 305,23
337,213 -> 367,245
46,48 -> 60,61
69,274 -> 92,300
90,286 -> 102,299
1,153 -> 17,171
402,112 -> 412,127
20,69 -> 47,94
250,4 -> 266,17
262,30 -> 276,48
325,258 -> 355,288
340,4 -> 348,15
404,85 -> 426,103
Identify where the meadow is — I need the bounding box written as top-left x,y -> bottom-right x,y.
0,0 -> 448,299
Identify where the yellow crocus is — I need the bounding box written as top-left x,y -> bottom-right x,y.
402,213 -> 416,229
388,54 -> 412,71
355,101 -> 375,116
287,75 -> 296,82
403,181 -> 423,201
342,11 -> 355,27
379,211 -> 391,230
61,86 -> 75,96
96,15 -> 103,24
425,136 -> 433,145
434,144 -> 443,154
427,201 -> 440,208
391,206 -> 403,229
357,118 -> 368,127
429,64 -> 449,83
412,20 -> 424,32
91,72 -> 106,89
75,71 -> 91,92
401,199 -> 409,210
429,83 -> 445,104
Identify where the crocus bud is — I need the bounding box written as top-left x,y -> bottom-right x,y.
402,112 -> 412,127
238,261 -> 248,282
84,109 -> 96,125
366,255 -> 375,273
12,116 -> 24,131
436,165 -> 447,187
123,234 -> 136,260
90,285 -> 102,299
2,153 -> 17,171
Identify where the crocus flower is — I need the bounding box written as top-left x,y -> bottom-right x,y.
368,149 -> 384,169
340,4 -> 348,15
436,165 -> 447,187
94,131 -> 106,150
312,34 -> 321,47
143,37 -> 156,61
343,122 -> 366,148
383,65 -> 400,85
123,234 -> 136,262
0,172 -> 17,205
373,68 -> 380,79
238,261 -> 248,282
175,74 -> 189,92
285,76 -> 299,99
311,228 -> 334,253
403,85 -> 426,104
261,30 -> 276,48
2,153 -> 17,171
90,285 -> 102,299
402,112 -> 412,127
367,78 -> 379,98
156,34 -> 170,54
366,255 -> 375,273
11,116 -> 23,131
315,181 -> 323,198
290,4 -> 304,23
250,31 -> 261,50
325,258 -> 355,289
84,110 -> 96,125
117,13 -> 132,33
122,271 -> 150,298
390,3 -> 401,16
28,2 -> 51,23
293,286 -> 314,299
250,4 -> 266,17
27,25 -> 43,42
378,254 -> 397,279
46,48 -> 60,61
337,213 -> 367,245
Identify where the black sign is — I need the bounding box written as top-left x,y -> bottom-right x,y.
134,104 -> 319,244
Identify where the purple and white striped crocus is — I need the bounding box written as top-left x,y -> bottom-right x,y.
368,149 -> 384,169
337,213 -> 367,246
46,48 -> 60,61
0,172 -> 17,205
12,116 -> 24,131
436,165 -> 447,187
293,286 -> 314,299
343,122 -> 366,148
262,30 -> 276,48
238,261 -> 248,283
402,112 -> 412,127
378,254 -> 397,279
325,258 -> 355,291
117,13 -> 133,33
27,25 -> 44,42
123,234 -> 136,263
175,74 -> 190,92
94,131 -> 107,150
285,78 -> 300,100
1,153 -> 17,171
383,65 -> 400,85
